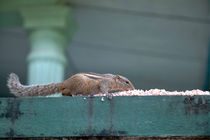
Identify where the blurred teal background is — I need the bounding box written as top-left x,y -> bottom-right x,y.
0,0 -> 209,97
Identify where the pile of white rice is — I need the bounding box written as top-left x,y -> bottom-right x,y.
95,89 -> 210,96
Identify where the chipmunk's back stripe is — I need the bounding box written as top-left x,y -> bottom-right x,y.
84,72 -> 105,77
84,74 -> 102,80
83,72 -> 114,77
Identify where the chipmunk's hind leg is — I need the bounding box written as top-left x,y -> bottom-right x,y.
62,88 -> 72,96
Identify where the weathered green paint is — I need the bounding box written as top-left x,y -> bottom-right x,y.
0,96 -> 210,138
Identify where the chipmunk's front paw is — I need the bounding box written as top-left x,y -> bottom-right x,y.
106,93 -> 113,100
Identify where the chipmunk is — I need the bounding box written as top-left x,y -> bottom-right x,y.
7,72 -> 135,97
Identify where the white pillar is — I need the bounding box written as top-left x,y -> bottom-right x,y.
20,4 -> 76,85
27,29 -> 67,84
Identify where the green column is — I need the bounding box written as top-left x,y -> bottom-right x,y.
27,29 -> 67,84
20,4 -> 76,85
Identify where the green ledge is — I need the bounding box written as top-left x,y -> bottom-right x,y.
0,96 -> 210,138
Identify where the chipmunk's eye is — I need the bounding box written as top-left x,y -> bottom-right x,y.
125,81 -> 129,84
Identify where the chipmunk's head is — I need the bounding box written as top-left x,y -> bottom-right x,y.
114,75 -> 135,91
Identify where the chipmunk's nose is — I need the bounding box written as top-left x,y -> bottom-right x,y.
130,85 -> 135,90
130,87 -> 135,90
125,86 -> 135,91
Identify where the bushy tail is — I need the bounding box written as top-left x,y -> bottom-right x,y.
7,73 -> 63,97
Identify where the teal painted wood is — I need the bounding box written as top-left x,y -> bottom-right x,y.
0,12 -> 22,27
206,42 -> 210,91
68,7 -> 208,90
0,96 -> 210,138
